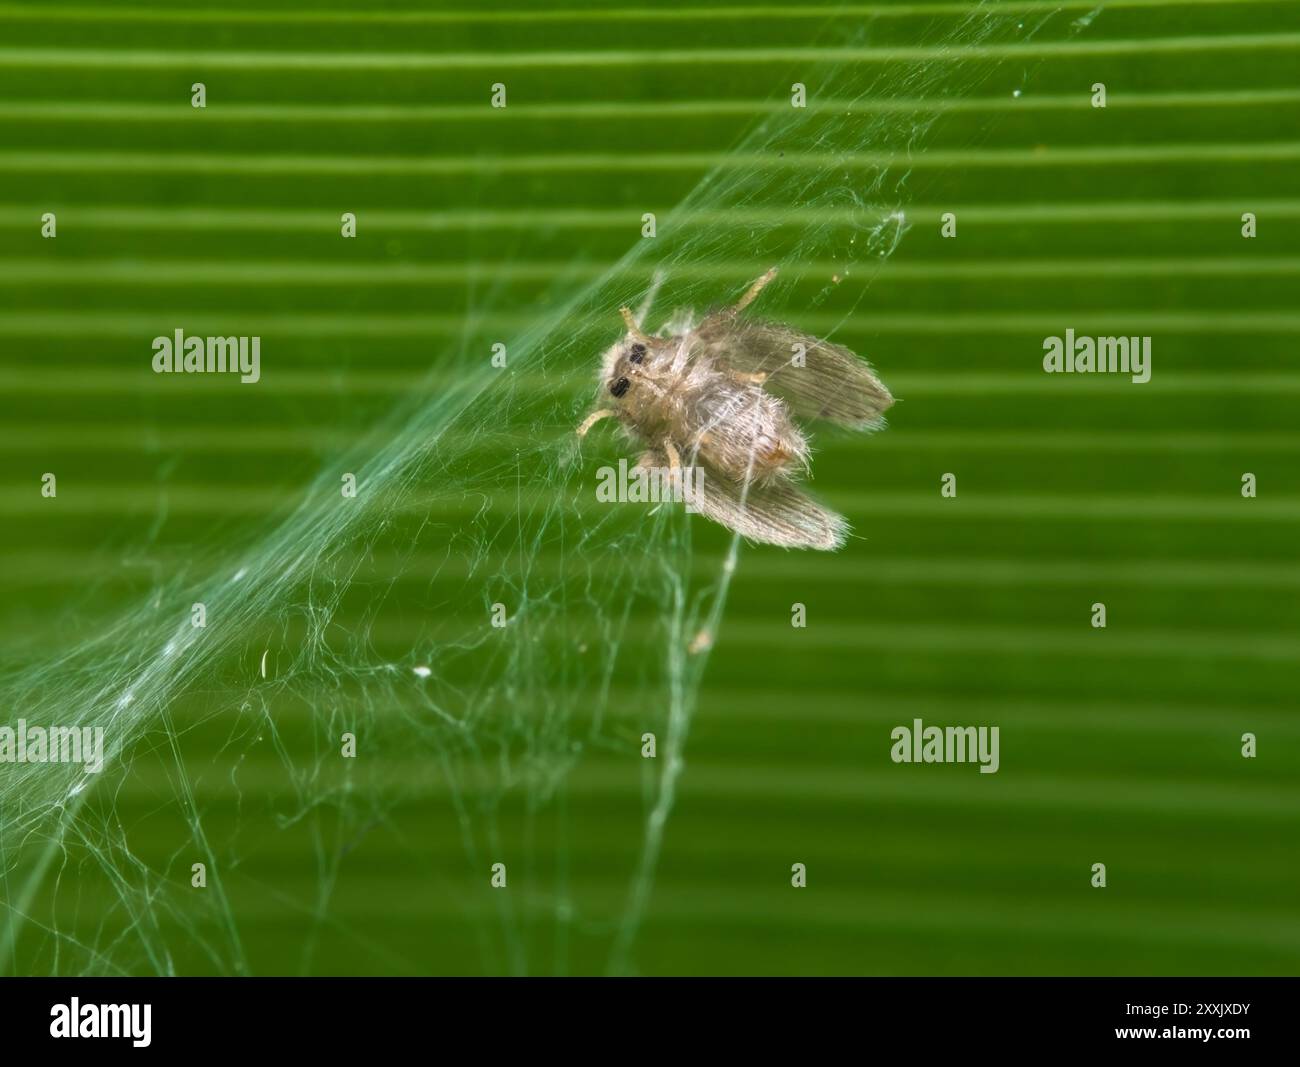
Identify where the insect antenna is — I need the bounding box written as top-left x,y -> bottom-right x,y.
619,306 -> 659,346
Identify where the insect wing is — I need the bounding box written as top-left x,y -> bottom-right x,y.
691,465 -> 849,550
700,318 -> 893,428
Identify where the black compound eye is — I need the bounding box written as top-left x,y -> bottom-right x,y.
609,376 -> 630,398
628,343 -> 646,364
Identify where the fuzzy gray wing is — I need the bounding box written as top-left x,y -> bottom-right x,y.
691,464 -> 849,551
698,318 -> 893,428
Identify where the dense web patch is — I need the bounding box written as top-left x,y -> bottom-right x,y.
0,3 -> 1092,976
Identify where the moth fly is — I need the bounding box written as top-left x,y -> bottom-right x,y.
577,267 -> 894,549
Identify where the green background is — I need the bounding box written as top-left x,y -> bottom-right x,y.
1,0 -> 1298,975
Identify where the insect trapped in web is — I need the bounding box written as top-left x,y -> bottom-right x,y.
576,267 -> 895,550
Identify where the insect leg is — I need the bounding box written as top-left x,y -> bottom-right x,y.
729,266 -> 778,315
661,438 -> 683,492
576,408 -> 616,437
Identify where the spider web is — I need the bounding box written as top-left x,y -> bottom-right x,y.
0,2 -> 1095,976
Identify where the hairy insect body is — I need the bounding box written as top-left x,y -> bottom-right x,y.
685,373 -> 805,485
578,267 -> 894,550
605,337 -> 805,484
